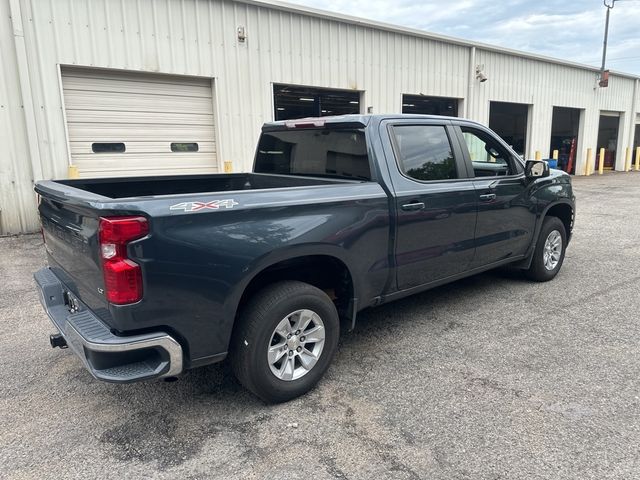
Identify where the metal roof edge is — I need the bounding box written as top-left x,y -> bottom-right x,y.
234,0 -> 640,81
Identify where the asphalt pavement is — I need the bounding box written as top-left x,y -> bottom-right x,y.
2,172 -> 640,479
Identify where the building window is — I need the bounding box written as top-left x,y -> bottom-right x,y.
92,142 -> 125,153
273,84 -> 360,121
401,95 -> 459,117
171,142 -> 199,152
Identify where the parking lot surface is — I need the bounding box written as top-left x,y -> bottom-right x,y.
2,172 -> 640,479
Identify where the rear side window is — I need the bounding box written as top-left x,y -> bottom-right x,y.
254,129 -> 370,181
393,125 -> 457,181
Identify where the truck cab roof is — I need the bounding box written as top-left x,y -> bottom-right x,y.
262,113 -> 484,131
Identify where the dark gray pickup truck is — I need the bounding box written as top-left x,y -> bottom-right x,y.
34,114 -> 574,402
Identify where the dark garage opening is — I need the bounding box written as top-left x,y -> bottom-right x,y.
550,107 -> 581,174
634,124 -> 640,166
597,114 -> 620,170
273,84 -> 360,121
489,101 -> 529,157
401,95 -> 459,116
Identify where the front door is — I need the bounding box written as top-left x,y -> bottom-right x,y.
454,124 -> 537,267
384,121 -> 477,290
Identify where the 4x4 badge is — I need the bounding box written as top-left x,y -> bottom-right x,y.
170,199 -> 239,212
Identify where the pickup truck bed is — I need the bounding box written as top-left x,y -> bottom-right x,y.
34,114 -> 575,402
54,172 -> 352,198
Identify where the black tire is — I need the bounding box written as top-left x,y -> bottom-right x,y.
524,216 -> 567,282
230,281 -> 339,403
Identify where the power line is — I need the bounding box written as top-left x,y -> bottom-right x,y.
585,55 -> 640,62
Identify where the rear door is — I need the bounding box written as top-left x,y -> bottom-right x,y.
382,119 -> 477,290
454,123 -> 536,267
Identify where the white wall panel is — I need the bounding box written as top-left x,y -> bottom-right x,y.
0,0 -> 38,234
0,0 -> 639,233
473,49 -> 637,171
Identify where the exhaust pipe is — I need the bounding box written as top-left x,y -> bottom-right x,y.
50,333 -> 68,349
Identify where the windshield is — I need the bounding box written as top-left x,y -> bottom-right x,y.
254,129 -> 371,181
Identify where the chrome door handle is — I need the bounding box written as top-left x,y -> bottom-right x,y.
479,193 -> 496,201
401,202 -> 425,211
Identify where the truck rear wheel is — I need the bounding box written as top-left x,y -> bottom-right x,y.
230,281 -> 339,403
524,216 -> 567,282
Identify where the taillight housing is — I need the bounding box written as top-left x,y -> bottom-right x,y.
98,216 -> 149,305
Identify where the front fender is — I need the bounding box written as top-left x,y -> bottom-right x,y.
518,174 -> 575,268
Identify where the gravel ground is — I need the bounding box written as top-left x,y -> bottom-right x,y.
2,172 -> 640,480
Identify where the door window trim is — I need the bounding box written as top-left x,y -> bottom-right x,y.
453,123 -> 526,180
386,121 -> 471,185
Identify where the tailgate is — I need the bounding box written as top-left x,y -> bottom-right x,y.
39,198 -> 106,308
37,185 -> 107,312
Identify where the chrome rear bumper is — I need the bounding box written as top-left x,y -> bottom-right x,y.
34,267 -> 183,383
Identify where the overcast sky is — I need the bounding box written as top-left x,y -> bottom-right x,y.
285,0 -> 640,75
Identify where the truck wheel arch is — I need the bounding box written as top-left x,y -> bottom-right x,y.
543,202 -> 573,242
229,250 -> 358,333
517,199 -> 574,270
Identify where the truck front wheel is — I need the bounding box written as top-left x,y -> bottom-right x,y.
524,216 -> 567,282
230,281 -> 340,403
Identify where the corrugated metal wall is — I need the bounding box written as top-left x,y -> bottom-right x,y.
0,0 -> 638,234
472,49 -> 638,172
0,0 -> 39,234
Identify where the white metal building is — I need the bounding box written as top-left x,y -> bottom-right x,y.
1,0 -> 639,234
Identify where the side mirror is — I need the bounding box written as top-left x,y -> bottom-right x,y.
525,160 -> 550,179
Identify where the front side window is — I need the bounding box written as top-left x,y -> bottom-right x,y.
393,125 -> 457,181
460,127 -> 519,177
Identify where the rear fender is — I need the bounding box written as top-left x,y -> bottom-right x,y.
224,244 -> 359,329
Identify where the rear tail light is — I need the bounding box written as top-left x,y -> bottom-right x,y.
98,216 -> 149,305
37,194 -> 46,244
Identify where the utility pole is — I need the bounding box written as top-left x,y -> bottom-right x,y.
599,0 -> 617,87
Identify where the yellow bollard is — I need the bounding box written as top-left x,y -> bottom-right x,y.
68,165 -> 79,179
636,147 -> 640,171
535,151 -> 542,161
625,148 -> 632,172
552,150 -> 559,160
598,148 -> 605,175
585,148 -> 593,176
224,161 -> 233,173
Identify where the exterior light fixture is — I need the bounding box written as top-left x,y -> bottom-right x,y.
237,26 -> 246,43
475,65 -> 488,82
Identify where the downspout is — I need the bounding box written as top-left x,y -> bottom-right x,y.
466,46 -> 476,119
629,78 -> 638,151
9,0 -> 43,181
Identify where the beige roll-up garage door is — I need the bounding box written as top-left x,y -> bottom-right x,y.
62,67 -> 218,178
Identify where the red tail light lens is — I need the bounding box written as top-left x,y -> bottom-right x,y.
98,216 -> 148,305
